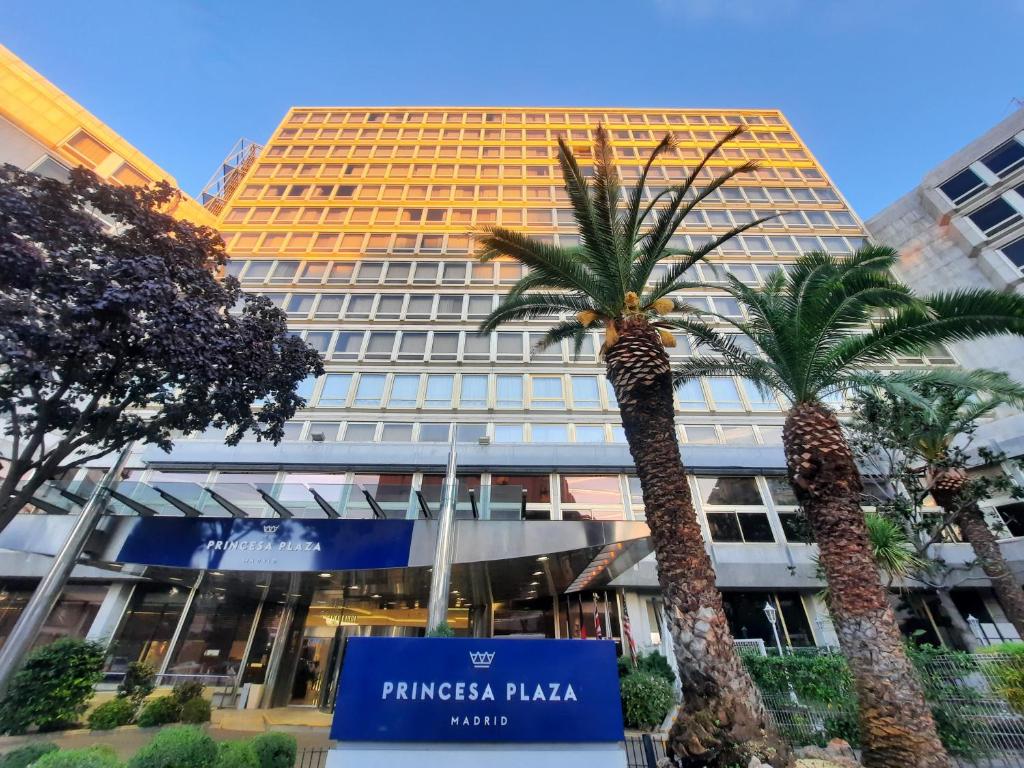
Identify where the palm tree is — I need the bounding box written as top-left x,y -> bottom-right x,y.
671,246 -> 1024,768
477,126 -> 789,767
885,385 -> 1024,637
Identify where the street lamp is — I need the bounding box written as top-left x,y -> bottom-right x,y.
763,600 -> 784,656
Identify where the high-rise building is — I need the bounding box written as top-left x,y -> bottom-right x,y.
2,45 -> 1020,712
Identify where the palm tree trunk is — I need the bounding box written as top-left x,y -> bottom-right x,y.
606,318 -> 788,768
931,481 -> 1024,639
784,401 -> 951,768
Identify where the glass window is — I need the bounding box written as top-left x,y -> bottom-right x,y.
708,377 -> 743,410
685,426 -> 719,444
532,424 -> 569,442
303,331 -> 332,354
676,379 -> 707,410
430,332 -> 460,360
939,168 -> 986,205
460,375 -> 488,408
574,425 -> 606,443
456,423 -> 487,443
571,376 -> 601,409
376,295 -> 404,318
365,332 -> 396,359
560,476 -> 624,505
406,295 -> 434,318
318,374 -> 352,406
496,332 -> 524,359
344,423 -> 377,441
697,476 -> 763,506
418,423 -> 451,442
308,422 -> 341,441
389,374 -> 420,407
531,376 -> 565,408
720,425 -> 756,444
357,262 -> 383,283
424,375 -> 454,408
496,375 -> 524,408
766,476 -> 798,506
398,332 -> 427,359
437,295 -> 464,318
385,263 -> 411,283
381,423 -> 414,442
741,379 -> 778,411
981,139 -> 1024,178
345,295 -> 373,318
706,513 -> 742,542
969,198 -> 1020,236
314,295 -> 343,318
354,374 -> 386,407
332,331 -> 363,360
493,425 -> 524,443
1002,238 -> 1024,270
327,262 -> 355,283
467,295 -> 493,318
442,263 -> 467,284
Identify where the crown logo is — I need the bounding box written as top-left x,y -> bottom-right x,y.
469,651 -> 495,670
263,524 -> 280,534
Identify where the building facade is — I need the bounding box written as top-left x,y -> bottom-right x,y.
2,44 -> 1022,712
866,109 -> 1024,552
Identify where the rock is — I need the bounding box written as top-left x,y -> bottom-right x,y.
794,745 -> 861,768
825,739 -> 856,760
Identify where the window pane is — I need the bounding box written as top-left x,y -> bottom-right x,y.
456,423 -> 487,443
430,332 -> 459,359
425,375 -> 454,407
365,332 -> 396,358
381,423 -> 414,442
344,423 -> 377,441
574,426 -> 606,443
398,332 -> 427,359
742,379 -> 778,411
779,512 -> 812,543
460,375 -> 488,408
318,374 -> 352,405
493,425 -> 524,443
676,379 -> 707,409
418,423 -> 450,442
685,426 -> 719,444
968,198 -> 1019,235
332,332 -> 363,360
697,476 -> 763,506
571,376 -> 601,408
531,376 -> 564,408
389,375 -> 420,407
939,168 -> 985,205
738,513 -> 774,542
560,476 -> 623,505
532,424 -> 568,442
707,513 -> 742,542
354,374 -> 386,406
708,377 -> 743,410
766,477 -> 798,506
496,375 -> 523,408
981,139 -> 1024,177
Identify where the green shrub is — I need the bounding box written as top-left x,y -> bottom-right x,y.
0,637 -> 107,734
619,672 -> 674,730
215,742 -> 258,768
117,662 -> 156,706
135,696 -> 181,728
89,698 -> 137,730
127,725 -> 217,768
0,742 -> 59,768
426,622 -> 454,638
248,733 -> 297,768
170,681 -> 205,706
180,697 -> 211,725
35,745 -> 122,768
618,651 -> 675,685
980,641 -> 1024,714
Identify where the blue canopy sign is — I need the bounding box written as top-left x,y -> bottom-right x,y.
331,637 -> 624,743
114,518 -> 414,572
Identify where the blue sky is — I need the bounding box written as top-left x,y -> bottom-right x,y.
4,0 -> 1022,218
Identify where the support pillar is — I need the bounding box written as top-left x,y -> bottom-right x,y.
426,440 -> 458,633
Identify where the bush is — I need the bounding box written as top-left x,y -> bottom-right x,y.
180,697 -> 211,725
117,662 -> 156,706
35,745 -> 122,768
980,641 -> 1024,714
619,672 -> 674,730
127,725 -> 217,768
135,696 -> 180,728
89,698 -> 137,730
0,742 -> 59,768
215,742 -> 258,768
0,637 -> 107,734
426,622 -> 454,638
248,733 -> 297,768
617,651 -> 675,685
170,681 -> 205,706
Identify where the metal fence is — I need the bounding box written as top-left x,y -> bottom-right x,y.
758,652 -> 1024,768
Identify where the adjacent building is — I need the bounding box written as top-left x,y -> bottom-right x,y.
2,45 -> 1021,712
866,109 -> 1024,554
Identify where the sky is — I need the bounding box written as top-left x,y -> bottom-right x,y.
4,0 -> 1022,219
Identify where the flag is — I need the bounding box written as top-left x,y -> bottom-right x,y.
622,601 -> 638,667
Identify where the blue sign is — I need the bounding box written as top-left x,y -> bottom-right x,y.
114,518 -> 414,572
331,637 -> 624,743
